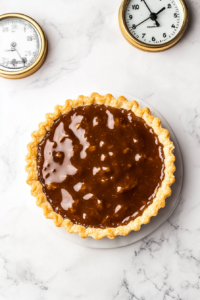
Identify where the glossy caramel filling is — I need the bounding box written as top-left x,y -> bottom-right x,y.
37,105 -> 165,228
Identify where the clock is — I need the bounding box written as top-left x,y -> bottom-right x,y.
119,0 -> 188,52
0,13 -> 47,79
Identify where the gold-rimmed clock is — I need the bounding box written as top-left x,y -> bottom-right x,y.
119,0 -> 188,52
0,13 -> 47,79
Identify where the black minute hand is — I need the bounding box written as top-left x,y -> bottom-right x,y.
142,0 -> 152,13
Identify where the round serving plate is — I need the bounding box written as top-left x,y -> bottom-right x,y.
27,90 -> 183,249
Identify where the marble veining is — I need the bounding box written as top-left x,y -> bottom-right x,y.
0,0 -> 200,299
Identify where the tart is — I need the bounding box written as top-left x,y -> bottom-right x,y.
26,93 -> 175,240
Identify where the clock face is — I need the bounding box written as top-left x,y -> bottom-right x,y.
125,0 -> 183,45
0,17 -> 41,71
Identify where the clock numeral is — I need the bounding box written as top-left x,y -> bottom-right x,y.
174,13 -> 178,18
12,23 -> 18,29
152,37 -> 156,41
33,51 -> 37,56
2,27 -> 9,32
142,33 -> 146,38
11,59 -> 17,66
25,50 -> 31,56
27,36 -> 33,41
129,15 -> 133,20
132,24 -> 136,30
171,24 -> 175,28
163,33 -> 167,38
167,4 -> 172,8
132,4 -> 139,10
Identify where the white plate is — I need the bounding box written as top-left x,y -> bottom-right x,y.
28,91 -> 183,249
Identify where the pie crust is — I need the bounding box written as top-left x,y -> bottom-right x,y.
26,93 -> 175,240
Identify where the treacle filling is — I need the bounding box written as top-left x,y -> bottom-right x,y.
37,105 -> 165,228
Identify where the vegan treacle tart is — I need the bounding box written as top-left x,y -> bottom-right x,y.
26,93 -> 175,240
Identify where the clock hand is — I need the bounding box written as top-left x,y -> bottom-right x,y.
156,7 -> 166,15
141,0 -> 152,13
153,7 -> 165,26
135,16 -> 160,28
134,6 -> 165,29
155,20 -> 160,27
15,48 -> 26,66
149,7 -> 165,26
7,42 -> 25,66
141,1 -> 162,27
134,16 -> 150,28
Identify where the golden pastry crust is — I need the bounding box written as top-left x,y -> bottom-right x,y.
26,93 -> 175,240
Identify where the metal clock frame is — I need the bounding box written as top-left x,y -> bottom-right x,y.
0,13 -> 48,79
118,0 -> 188,52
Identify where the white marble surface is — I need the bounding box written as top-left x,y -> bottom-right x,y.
0,0 -> 200,299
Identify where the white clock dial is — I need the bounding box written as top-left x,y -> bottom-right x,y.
0,17 -> 41,71
125,0 -> 183,45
